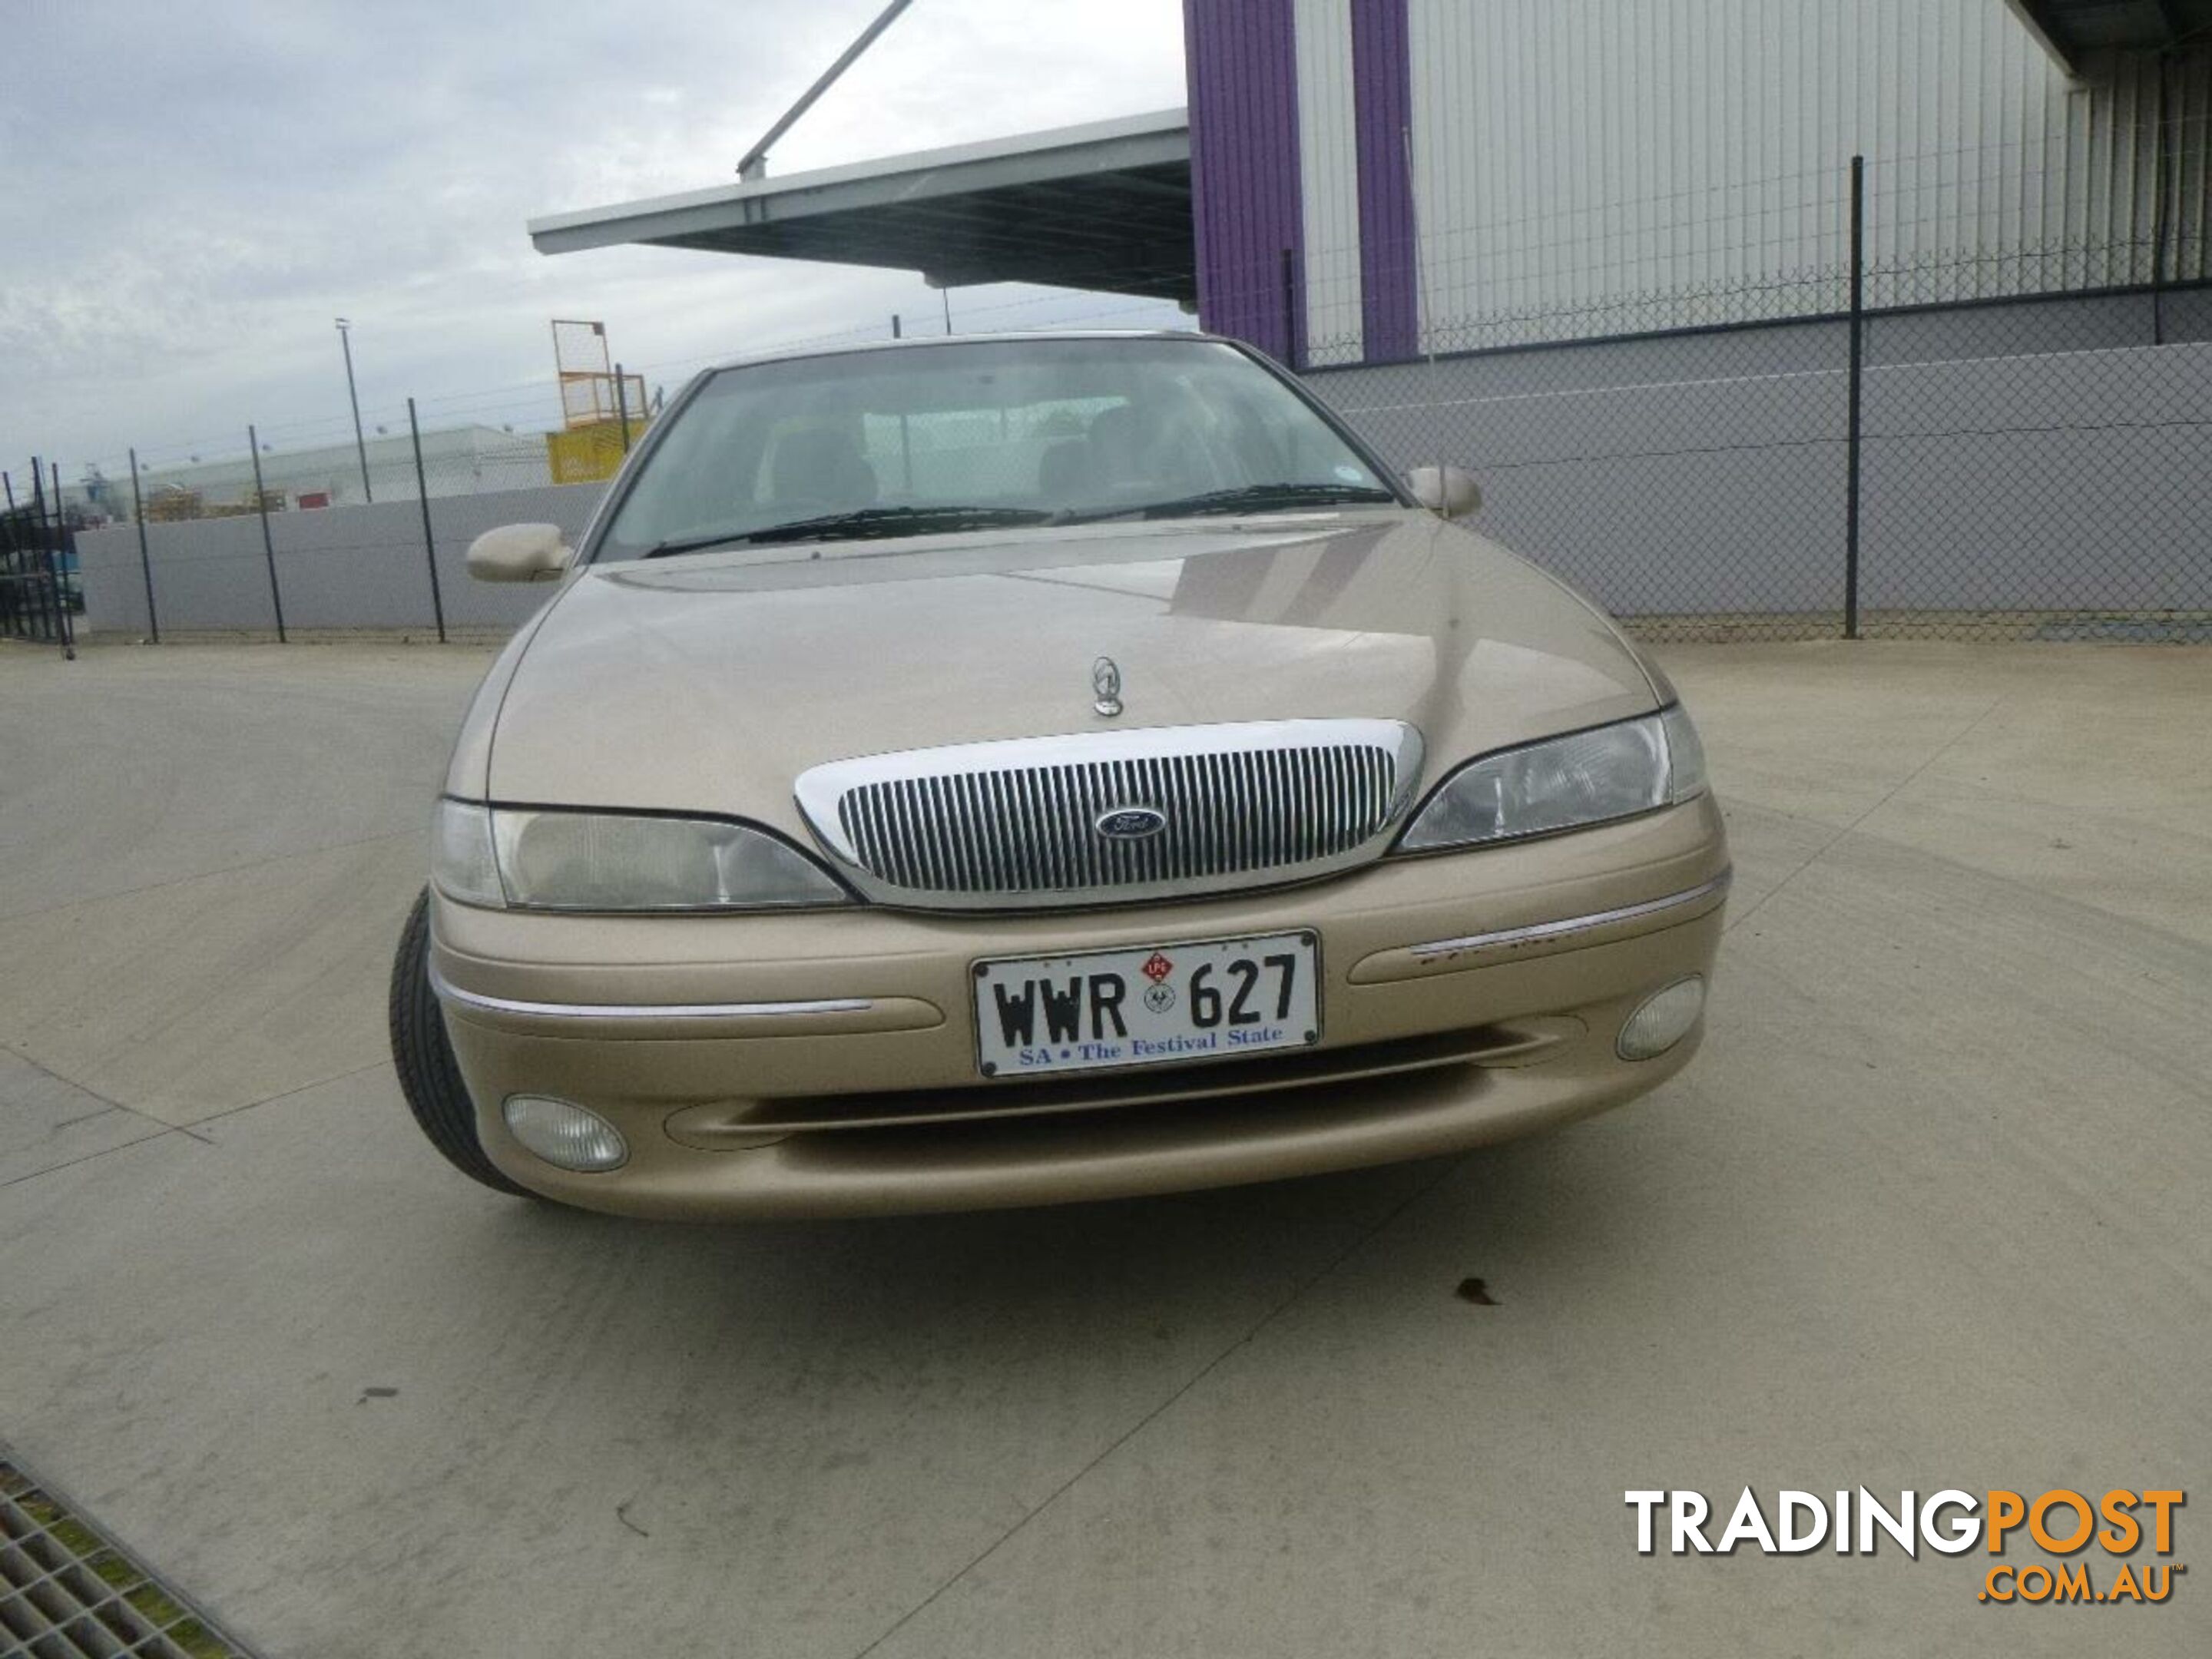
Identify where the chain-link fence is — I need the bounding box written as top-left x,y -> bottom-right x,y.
1300,137 -> 2212,643
24,126 -> 2212,647
1855,299 -> 2212,641
45,400 -> 620,644
40,286 -> 1194,642
1323,311 -> 1855,640
1321,283 -> 2212,644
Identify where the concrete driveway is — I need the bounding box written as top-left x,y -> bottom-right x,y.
2,638 -> 2206,1657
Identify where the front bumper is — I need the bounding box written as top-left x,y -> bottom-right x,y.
432,796 -> 1728,1217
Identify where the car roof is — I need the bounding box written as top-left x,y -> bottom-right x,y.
697,328 -> 1228,376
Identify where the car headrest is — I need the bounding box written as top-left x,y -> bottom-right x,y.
772,429 -> 878,505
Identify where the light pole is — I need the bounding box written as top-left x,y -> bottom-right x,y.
336,317 -> 373,502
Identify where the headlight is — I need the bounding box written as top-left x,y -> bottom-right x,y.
432,800 -> 850,911
432,798 -> 505,906
1396,705 -> 1708,853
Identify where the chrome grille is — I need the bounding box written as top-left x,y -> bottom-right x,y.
797,720 -> 1422,909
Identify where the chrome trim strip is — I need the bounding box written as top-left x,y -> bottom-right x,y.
1404,870 -> 1734,961
429,965 -> 873,1022
794,719 -> 1425,912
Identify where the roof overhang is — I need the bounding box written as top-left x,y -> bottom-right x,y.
528,108 -> 1194,303
2002,0 -> 2212,73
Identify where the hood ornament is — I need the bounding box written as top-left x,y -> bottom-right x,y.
1091,655 -> 1123,718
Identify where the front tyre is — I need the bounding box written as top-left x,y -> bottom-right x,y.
387,887 -> 530,1196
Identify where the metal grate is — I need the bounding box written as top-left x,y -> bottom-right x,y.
1,1450 -> 257,1659
800,720 -> 1422,908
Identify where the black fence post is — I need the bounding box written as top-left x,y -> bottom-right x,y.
1843,154 -> 1865,641
20,459 -> 40,642
614,362 -> 632,455
2148,55 -> 2171,347
48,459 -> 75,660
27,456 -> 73,660
1280,247 -> 1300,370
247,425 -> 287,643
26,456 -> 55,648
22,459 -> 44,644
128,445 -> 159,643
407,398 -> 448,643
0,471 -> 13,645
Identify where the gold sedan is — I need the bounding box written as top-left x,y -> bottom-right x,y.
389,333 -> 1727,1217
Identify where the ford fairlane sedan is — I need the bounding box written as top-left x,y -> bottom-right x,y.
388,331 -> 1728,1217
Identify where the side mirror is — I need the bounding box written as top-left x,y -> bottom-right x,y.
466,523 -> 572,583
1406,465 -> 1482,519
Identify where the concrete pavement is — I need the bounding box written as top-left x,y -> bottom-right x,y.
2,638 -> 2207,1656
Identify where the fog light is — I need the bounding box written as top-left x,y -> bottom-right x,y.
502,1095 -> 628,1171
1617,976 -> 1705,1061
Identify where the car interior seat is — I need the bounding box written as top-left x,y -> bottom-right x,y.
771,429 -> 878,508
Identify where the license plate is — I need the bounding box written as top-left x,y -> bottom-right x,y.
975,931 -> 1320,1078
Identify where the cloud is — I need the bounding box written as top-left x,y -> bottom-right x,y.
3,0 -> 1187,472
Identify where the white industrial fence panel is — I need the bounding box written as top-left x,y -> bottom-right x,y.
1316,286 -> 2212,640
73,482 -> 606,636
58,292 -> 2212,646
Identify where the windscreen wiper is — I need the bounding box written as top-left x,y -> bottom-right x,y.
641,505 -> 1055,557
1066,482 -> 1400,525
637,529 -> 757,560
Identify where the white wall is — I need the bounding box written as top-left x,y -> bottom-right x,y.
1313,290 -> 2212,623
75,481 -> 607,636
1400,0 -> 2207,352
1293,0 -> 1365,364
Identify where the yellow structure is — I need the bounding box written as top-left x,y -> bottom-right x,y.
545,422 -> 635,485
546,319 -> 651,483
144,486 -> 204,522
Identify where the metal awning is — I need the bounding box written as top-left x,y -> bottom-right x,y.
529,109 -> 1194,303
2003,0 -> 2212,71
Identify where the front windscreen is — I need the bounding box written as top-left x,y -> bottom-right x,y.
594,336 -> 1398,561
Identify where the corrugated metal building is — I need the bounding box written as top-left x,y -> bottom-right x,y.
1187,0 -> 2212,366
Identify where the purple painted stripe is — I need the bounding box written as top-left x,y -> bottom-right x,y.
1351,0 -> 1418,362
1185,0 -> 1305,363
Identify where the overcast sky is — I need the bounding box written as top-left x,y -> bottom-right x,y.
3,0 -> 1188,482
